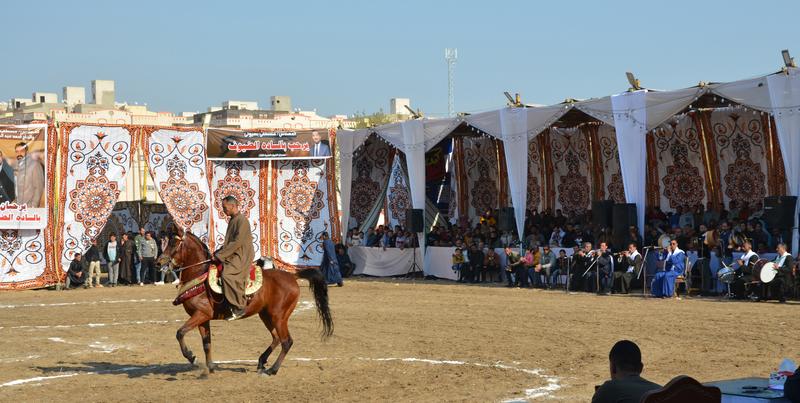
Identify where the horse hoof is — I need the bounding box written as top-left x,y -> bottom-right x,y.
208,363 -> 217,373
258,367 -> 278,376
190,356 -> 198,366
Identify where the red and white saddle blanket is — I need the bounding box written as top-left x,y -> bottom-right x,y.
172,263 -> 263,306
208,263 -> 262,295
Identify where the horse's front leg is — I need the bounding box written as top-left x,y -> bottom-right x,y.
176,312 -> 208,367
198,321 -> 216,375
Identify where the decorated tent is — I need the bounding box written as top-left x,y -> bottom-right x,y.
340,66 -> 800,276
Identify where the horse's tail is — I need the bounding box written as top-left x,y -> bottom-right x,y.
295,268 -> 333,340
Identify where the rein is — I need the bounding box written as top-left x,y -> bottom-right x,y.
171,259 -> 212,274
163,234 -> 213,275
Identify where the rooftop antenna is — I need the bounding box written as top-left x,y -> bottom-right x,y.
782,49 -> 796,68
404,104 -> 422,119
504,91 -> 523,107
626,72 -> 642,91
445,48 -> 458,117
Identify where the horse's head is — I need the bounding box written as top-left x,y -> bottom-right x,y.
156,225 -> 187,268
156,225 -> 212,273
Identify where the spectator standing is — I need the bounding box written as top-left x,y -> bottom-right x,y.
134,228 -> 145,284
452,247 -> 466,282
140,232 -> 158,285
118,233 -> 135,285
104,234 -> 121,287
85,239 -> 103,288
467,244 -> 484,283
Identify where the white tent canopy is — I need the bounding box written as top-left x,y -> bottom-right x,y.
465,105 -> 573,241
338,66 -> 800,254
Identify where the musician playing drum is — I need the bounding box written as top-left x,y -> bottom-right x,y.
764,242 -> 793,303
734,240 -> 758,300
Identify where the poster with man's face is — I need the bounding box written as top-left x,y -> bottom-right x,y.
206,128 -> 334,160
0,124 -> 48,229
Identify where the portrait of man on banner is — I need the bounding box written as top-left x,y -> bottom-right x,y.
308,130 -> 331,157
0,124 -> 48,229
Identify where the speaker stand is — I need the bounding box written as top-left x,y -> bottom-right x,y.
406,245 -> 423,278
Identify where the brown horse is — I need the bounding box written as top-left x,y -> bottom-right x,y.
156,229 -> 333,376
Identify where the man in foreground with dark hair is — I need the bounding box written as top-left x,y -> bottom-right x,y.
592,340 -> 661,403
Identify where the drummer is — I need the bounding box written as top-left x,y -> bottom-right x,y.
734,240 -> 759,300
764,242 -> 793,303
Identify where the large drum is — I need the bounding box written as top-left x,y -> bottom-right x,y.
759,261 -> 778,283
717,267 -> 735,284
751,259 -> 773,282
658,234 -> 671,250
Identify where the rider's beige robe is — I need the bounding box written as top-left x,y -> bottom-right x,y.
215,213 -> 255,310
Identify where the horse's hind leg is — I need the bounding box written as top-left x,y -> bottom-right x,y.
198,321 -> 216,375
177,312 -> 207,367
257,310 -> 279,372
263,316 -> 293,376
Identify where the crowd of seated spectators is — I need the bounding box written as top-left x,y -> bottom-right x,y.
345,225 -> 419,250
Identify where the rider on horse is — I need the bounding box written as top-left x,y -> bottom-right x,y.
214,195 -> 255,321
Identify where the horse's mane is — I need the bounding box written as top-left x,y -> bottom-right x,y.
184,231 -> 211,258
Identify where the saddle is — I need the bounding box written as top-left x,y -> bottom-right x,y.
172,262 -> 264,306
208,263 -> 263,296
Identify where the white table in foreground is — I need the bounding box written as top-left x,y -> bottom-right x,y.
706,377 -> 790,403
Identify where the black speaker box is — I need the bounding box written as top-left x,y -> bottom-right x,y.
406,209 -> 424,232
592,200 -> 614,228
763,196 -> 797,230
498,207 -> 515,232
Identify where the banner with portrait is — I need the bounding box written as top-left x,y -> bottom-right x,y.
0,124 -> 48,229
207,128 -> 334,160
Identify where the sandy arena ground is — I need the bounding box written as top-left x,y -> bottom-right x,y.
0,278 -> 797,402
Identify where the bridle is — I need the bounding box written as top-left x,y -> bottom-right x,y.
163,235 -> 212,274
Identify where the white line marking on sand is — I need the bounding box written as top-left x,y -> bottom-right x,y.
1,300 -> 313,331
0,355 -> 41,364
0,299 -> 167,309
0,355 -> 560,400
1,319 -> 184,331
0,365 -> 158,388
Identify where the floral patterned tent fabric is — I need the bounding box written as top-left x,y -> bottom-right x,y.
550,127 -> 592,217
710,107 -> 772,210
526,137 -> 545,213
209,160 -> 267,259
461,137 -> 501,224
650,114 -> 708,211
58,125 -> 135,271
270,159 -> 339,270
385,155 -> 410,229
349,135 -> 393,232
596,125 -> 626,204
142,128 -> 210,242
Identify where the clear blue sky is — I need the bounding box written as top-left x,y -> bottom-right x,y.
2,0 -> 798,117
